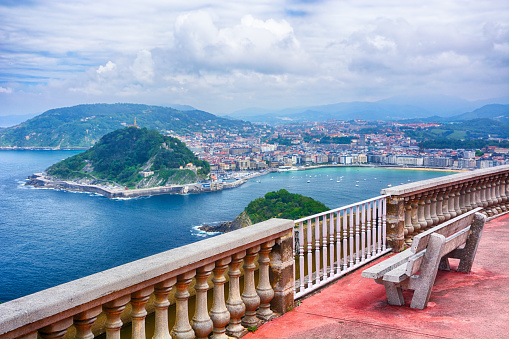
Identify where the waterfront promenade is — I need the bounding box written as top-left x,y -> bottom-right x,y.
245,213 -> 509,339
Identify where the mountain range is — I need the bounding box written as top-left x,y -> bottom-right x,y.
227,95 -> 509,123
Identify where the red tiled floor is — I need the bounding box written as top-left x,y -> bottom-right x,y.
245,213 -> 509,339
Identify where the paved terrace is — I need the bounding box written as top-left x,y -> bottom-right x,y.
246,213 -> 509,339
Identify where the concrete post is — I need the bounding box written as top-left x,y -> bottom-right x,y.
269,231 -> 295,314
385,196 -> 405,252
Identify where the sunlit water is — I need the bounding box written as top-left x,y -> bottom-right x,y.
0,150 -> 452,302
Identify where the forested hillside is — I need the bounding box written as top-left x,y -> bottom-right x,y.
46,127 -> 209,188
245,189 -> 329,223
0,103 -> 252,148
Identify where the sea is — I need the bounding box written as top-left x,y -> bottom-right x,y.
0,150 -> 452,302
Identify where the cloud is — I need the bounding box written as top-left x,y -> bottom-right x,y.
172,11 -> 310,74
0,86 -> 13,94
0,0 -> 508,115
96,61 -> 116,75
131,50 -> 154,84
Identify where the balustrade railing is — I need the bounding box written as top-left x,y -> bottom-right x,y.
0,219 -> 295,339
383,165 -> 509,252
293,195 -> 391,299
3,165 -> 509,339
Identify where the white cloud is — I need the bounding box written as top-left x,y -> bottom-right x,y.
0,86 -> 13,94
96,61 -> 116,74
131,50 -> 154,84
0,0 -> 508,115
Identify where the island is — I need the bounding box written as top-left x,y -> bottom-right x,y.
200,189 -> 329,232
25,126 -> 240,198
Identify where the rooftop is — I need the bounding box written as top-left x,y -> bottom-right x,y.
245,213 -> 509,339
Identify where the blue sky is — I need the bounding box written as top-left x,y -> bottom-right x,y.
1,0 -> 508,116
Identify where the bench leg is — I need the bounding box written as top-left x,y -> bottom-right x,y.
457,213 -> 486,273
376,278 -> 404,306
409,233 -> 446,309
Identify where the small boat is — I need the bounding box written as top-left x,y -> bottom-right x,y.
355,184 -> 359,187
388,184 -> 392,187
330,178 -> 333,181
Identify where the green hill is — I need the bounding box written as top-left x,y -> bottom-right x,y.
45,127 -> 210,188
245,189 -> 329,223
200,189 -> 329,232
0,103 -> 252,148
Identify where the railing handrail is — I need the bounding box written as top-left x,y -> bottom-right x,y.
0,218 -> 294,338
382,165 -> 509,196
294,194 -> 389,223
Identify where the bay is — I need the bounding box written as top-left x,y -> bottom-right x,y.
0,150 -> 451,302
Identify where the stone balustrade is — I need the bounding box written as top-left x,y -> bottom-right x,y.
382,165 -> 509,252
0,219 -> 294,339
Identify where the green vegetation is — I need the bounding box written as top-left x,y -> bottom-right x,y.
0,103 -> 252,148
245,189 -> 329,224
46,127 -> 209,188
420,138 -> 509,150
267,136 -> 293,146
406,119 -> 509,142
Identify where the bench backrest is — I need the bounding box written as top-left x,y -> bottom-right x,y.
410,207 -> 483,254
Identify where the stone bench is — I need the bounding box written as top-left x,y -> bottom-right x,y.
361,207 -> 486,309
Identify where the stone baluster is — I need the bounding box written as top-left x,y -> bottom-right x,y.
226,251 -> 247,338
442,189 -> 451,221
500,174 -> 508,212
468,182 -> 476,210
192,264 -> 214,339
495,176 -> 503,214
448,187 -> 457,218
436,190 -> 445,223
241,246 -> 261,329
470,181 -> 478,209
506,175 -> 509,210
485,180 -> 494,215
424,192 -> 433,227
454,184 -> 462,216
103,295 -> 131,339
171,271 -> 196,339
131,286 -> 154,339
210,257 -> 231,339
430,190 -> 439,225
465,183 -> 473,212
459,184 -> 468,214
74,307 -> 102,339
410,196 -> 420,235
417,193 -> 427,231
257,240 -> 275,321
39,318 -> 73,339
153,278 -> 177,339
480,179 -> 489,209
491,176 -> 499,215
403,197 -> 413,245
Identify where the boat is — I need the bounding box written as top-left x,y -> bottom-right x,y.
307,180 -> 311,183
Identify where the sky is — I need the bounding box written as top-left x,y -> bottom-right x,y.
1,0 -> 508,116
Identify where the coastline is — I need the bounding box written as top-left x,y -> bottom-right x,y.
25,165 -> 467,198
25,173 -> 250,199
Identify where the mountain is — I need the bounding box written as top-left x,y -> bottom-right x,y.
0,103 -> 251,148
45,127 -> 210,188
449,104 -> 509,122
228,95 -> 508,123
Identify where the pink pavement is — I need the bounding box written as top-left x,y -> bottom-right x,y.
245,213 -> 509,339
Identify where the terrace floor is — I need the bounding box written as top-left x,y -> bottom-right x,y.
245,213 -> 509,339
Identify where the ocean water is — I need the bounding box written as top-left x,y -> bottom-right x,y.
0,150 -> 451,302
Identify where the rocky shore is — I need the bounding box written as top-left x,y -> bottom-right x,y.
25,173 -> 247,199
199,211 -> 253,233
